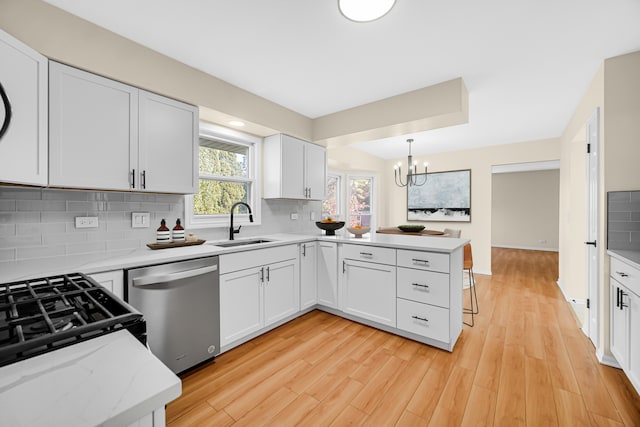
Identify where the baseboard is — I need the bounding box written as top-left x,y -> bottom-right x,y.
599,352 -> 621,369
492,244 -> 559,252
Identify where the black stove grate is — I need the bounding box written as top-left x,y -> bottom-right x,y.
0,273 -> 145,367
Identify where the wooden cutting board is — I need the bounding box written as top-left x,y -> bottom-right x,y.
376,227 -> 445,236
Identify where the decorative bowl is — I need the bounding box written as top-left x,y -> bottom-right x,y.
347,226 -> 370,238
397,224 -> 425,233
315,221 -> 345,236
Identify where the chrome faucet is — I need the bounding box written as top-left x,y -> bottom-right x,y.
229,202 -> 253,240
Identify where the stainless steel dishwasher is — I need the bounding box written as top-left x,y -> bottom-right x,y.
126,256 -> 220,374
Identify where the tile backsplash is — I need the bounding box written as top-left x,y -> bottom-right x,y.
607,191 -> 640,251
0,186 -> 320,264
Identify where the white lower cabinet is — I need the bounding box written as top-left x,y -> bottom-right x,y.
340,258 -> 396,327
88,270 -> 124,299
317,242 -> 338,308
609,254 -> 640,396
300,242 -> 317,309
397,298 -> 450,343
219,245 -> 299,348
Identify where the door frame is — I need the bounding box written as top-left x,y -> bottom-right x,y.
585,107 -> 600,349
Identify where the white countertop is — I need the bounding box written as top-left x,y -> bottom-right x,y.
607,249 -> 640,270
0,330 -> 181,427
1,231 -> 468,283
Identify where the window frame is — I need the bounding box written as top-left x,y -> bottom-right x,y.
347,174 -> 376,231
185,122 -> 262,229
322,171 -> 344,220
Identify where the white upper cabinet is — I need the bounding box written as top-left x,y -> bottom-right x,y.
138,90 -> 198,193
0,29 -> 48,186
49,62 -> 137,191
49,61 -> 198,194
263,133 -> 327,200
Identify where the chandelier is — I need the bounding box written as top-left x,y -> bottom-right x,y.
394,139 -> 428,187
338,0 -> 396,22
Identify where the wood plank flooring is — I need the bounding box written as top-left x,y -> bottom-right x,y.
166,248 -> 640,426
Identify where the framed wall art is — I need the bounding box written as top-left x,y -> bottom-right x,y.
407,169 -> 471,222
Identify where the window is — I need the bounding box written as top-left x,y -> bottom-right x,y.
348,175 -> 375,229
322,173 -> 342,220
186,123 -> 261,228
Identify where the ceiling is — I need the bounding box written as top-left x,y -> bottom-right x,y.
42,0 -> 640,159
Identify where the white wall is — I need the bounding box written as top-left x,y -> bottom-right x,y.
492,170 -> 560,251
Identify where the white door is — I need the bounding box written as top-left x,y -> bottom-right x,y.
263,259 -> 299,326
585,108 -> 600,348
49,62 -> 137,191
317,242 -> 338,308
138,90 -> 198,193
219,268 -> 262,346
0,29 -> 48,186
300,243 -> 318,309
341,259 -> 396,326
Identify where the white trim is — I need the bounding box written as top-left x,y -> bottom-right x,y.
185,122 -> 262,229
492,160 -> 560,174
492,244 -> 559,252
324,171 -> 344,220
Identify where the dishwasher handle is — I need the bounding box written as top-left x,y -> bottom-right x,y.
132,264 -> 218,287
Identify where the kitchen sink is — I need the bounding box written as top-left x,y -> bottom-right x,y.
212,239 -> 274,248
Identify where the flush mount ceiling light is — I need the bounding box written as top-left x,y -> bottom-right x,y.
338,0 -> 396,22
229,120 -> 245,127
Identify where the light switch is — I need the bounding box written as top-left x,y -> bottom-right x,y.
290,212 -> 299,220
132,212 -> 150,228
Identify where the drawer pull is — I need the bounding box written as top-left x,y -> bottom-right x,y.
412,258 -> 430,266
616,271 -> 629,278
360,252 -> 373,257
411,315 -> 429,322
412,283 -> 430,289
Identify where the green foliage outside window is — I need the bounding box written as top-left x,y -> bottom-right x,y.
193,145 -> 248,215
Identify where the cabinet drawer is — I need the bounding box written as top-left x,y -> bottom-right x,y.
397,267 -> 449,308
397,249 -> 449,273
397,298 -> 449,342
220,244 -> 298,274
611,257 -> 640,297
342,244 -> 396,265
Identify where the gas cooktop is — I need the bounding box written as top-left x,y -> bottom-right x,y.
0,272 -> 145,367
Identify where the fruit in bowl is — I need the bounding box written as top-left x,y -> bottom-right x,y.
347,225 -> 370,238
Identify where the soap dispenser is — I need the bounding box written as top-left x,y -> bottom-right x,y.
172,218 -> 185,242
156,219 -> 171,243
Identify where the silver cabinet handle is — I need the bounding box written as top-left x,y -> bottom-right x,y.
620,290 -> 628,309
412,258 -> 430,266
132,265 -> 218,287
260,266 -> 265,283
266,266 -> 270,282
411,315 -> 429,322
343,260 -> 346,274
412,283 -> 429,289
360,252 -> 373,258
616,271 -> 629,278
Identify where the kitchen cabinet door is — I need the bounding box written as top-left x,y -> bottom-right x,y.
628,290 -> 640,392
341,258 -> 396,327
220,268 -> 262,347
300,242 -> 317,309
611,281 -> 629,369
317,242 -> 338,308
305,142 -> 327,200
264,259 -> 299,326
49,61 -> 137,191
138,90 -> 198,194
0,29 -> 48,186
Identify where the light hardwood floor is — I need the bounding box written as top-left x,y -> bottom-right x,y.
166,248 -> 640,426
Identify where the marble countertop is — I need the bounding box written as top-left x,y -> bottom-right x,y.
607,249 -> 640,270
1,231 -> 468,283
0,330 -> 181,427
